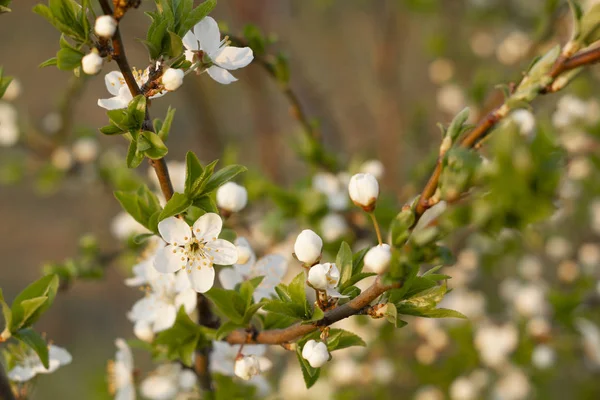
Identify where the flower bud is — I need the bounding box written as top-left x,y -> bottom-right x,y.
236,245 -> 252,265
360,159 -> 384,179
348,173 -> 379,211
234,355 -> 261,380
81,51 -> 103,75
162,68 -> 185,91
307,263 -> 340,291
302,340 -> 329,368
294,229 -> 323,265
94,15 -> 118,38
133,320 -> 154,343
364,244 -> 392,274
216,182 -> 248,213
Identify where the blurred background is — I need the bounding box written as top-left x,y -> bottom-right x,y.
2,0 -> 600,399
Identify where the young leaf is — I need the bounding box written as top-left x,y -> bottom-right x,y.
10,274 -> 59,331
336,242 -> 353,289
56,47 -> 83,71
185,151 -> 204,195
200,164 -> 247,196
127,95 -> 147,129
296,347 -> 320,388
204,288 -> 245,324
154,306 -> 205,367
159,192 -> 192,220
140,131 -> 168,159
158,107 -> 175,141
13,328 -> 50,368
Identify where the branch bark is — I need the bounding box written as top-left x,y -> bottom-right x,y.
0,363 -> 15,400
226,278 -> 399,345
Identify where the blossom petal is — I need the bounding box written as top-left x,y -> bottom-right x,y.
175,288 -> 198,314
153,303 -> 177,332
207,65 -> 237,84
182,30 -> 199,51
140,375 -> 178,400
158,217 -> 192,245
188,264 -> 215,293
8,366 -> 37,382
128,296 -> 158,323
184,49 -> 196,63
49,345 -> 72,366
254,254 -> 287,279
234,237 -> 256,276
207,239 -> 238,265
326,288 -> 348,298
194,16 -> 221,55
105,71 -> 125,95
219,267 -> 242,289
214,46 -> 254,70
192,212 -> 222,241
175,269 -> 192,291
115,384 -> 136,400
154,244 -> 187,273
97,96 -> 130,110
115,338 -> 134,371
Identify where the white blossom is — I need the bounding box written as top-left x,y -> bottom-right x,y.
364,244 -> 392,274
294,229 -> 323,265
575,318 -> 600,366
0,101 -> 18,146
449,376 -> 478,400
98,69 -> 165,110
81,50 -> 103,75
95,15 -> 118,38
154,213 -> 237,293
211,341 -> 272,393
161,68 -> 184,91
8,345 -> 72,382
183,17 -> 253,84
312,172 -> 349,211
348,173 -> 379,211
301,340 -> 329,368
219,237 -> 287,302
111,211 -> 149,240
108,339 -> 135,400
510,109 -> 536,138
474,322 -> 518,368
72,137 -> 99,164
307,263 -> 345,297
140,363 -> 197,400
320,213 -> 348,242
216,182 -> 248,213
531,345 -> 555,369
234,355 -> 261,380
359,159 -> 384,180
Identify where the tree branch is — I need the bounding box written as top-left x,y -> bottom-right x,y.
225,278 -> 399,345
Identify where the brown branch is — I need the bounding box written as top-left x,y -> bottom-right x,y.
225,277 -> 399,345
0,363 -> 16,400
412,44 -> 600,224
195,294 -> 219,396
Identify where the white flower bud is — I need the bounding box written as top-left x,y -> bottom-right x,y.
301,340 -> 329,368
234,355 -> 261,380
72,137 -> 99,163
348,173 -> 379,211
364,244 -> 392,274
216,182 -> 248,213
94,15 -> 118,38
294,229 -> 323,265
307,263 -> 340,291
81,51 -> 104,75
320,213 -> 348,242
360,159 -> 384,179
133,320 -> 154,343
236,245 -> 252,265
162,68 -> 185,91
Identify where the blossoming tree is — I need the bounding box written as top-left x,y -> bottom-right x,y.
2,0 -> 600,399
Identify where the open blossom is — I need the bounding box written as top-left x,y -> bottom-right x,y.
219,237 -> 287,302
302,340 -> 329,368
294,229 -> 323,265
348,173 -> 379,211
140,363 -> 197,400
183,16 -> 253,84
216,182 -> 248,213
307,263 -> 345,297
108,339 -> 135,400
234,355 -> 261,380
154,213 -> 237,293
8,345 -> 72,382
128,258 -> 197,333
98,69 -> 165,110
320,213 -> 348,242
313,172 -> 349,211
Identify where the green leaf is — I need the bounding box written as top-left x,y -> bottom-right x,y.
39,57 -> 58,68
296,346 -> 320,388
126,139 -> 144,168
127,95 -> 147,129
0,289 -> 12,340
192,196 -> 218,213
154,306 -> 205,367
287,272 -> 309,318
56,47 -> 83,71
159,192 -> 192,220
204,288 -> 245,324
336,242 -> 353,289
185,151 -> 204,195
140,131 -> 168,159
99,124 -> 125,135
200,164 -> 247,196
10,275 -> 59,331
240,276 -> 264,306
158,107 -> 175,141
327,329 -> 366,351
215,321 -> 243,340
179,0 -> 217,36
106,109 -> 131,131
261,300 -> 304,320
167,30 -> 183,57
13,328 -> 50,369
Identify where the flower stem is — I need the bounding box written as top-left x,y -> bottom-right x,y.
369,212 -> 383,245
